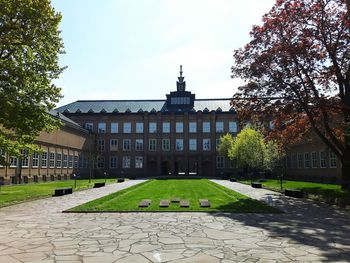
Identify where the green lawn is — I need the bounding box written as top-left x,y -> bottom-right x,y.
68,179 -> 279,213
240,179 -> 350,206
0,179 -> 116,207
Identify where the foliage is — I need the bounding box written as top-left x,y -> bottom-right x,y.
69,179 -> 279,213
220,128 -> 279,171
0,0 -> 64,164
231,0 -> 350,188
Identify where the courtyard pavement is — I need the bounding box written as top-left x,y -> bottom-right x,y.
0,179 -> 349,263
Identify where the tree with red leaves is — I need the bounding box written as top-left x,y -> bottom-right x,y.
231,0 -> 350,189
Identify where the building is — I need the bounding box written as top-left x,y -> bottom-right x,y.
0,111 -> 93,185
56,66 -> 238,178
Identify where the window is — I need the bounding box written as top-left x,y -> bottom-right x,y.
136,122 -> 144,133
320,151 -> 327,168
311,152 -> 318,168
216,156 -> 225,169
21,150 -> 29,167
149,139 -> 156,151
98,139 -> 105,152
98,122 -> 106,133
203,122 -> 210,133
110,139 -> 118,151
304,152 -> 310,168
122,156 -> 130,168
189,122 -> 197,133
49,152 -> 55,168
110,156 -> 117,168
78,155 -> 85,168
216,122 -> 224,132
111,123 -> 118,133
162,122 -> 170,133
135,156 -> 143,168
10,156 -> 17,167
330,151 -> 337,168
162,139 -> 170,151
176,139 -> 183,151
56,153 -> 62,168
123,139 -> 131,151
297,153 -> 303,168
149,122 -> 157,133
123,122 -> 131,133
176,122 -> 183,133
74,155 -> 78,168
171,96 -> 190,104
41,152 -> 48,168
229,121 -> 237,133
135,139 -> 144,151
68,155 -> 73,168
32,152 -> 39,168
189,139 -> 197,151
84,123 -> 93,131
0,150 -> 5,167
97,157 -> 105,168
216,138 -> 221,150
292,154 -> 297,168
203,139 -> 211,151
63,154 -> 68,168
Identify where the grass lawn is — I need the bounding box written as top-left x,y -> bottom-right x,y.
0,179 -> 116,208
240,179 -> 350,206
68,179 -> 279,213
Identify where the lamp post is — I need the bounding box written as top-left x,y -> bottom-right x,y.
73,173 -> 77,188
104,172 -> 107,183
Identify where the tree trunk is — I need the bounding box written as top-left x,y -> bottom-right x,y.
341,145 -> 350,190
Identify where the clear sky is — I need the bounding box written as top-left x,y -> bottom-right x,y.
51,0 -> 276,107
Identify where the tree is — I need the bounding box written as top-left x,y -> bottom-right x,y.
231,0 -> 350,189
0,0 -> 64,165
219,128 -> 279,173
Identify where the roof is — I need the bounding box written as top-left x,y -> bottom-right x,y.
49,110 -> 88,133
55,98 -> 235,114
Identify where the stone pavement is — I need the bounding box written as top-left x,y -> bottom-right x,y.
0,179 -> 349,263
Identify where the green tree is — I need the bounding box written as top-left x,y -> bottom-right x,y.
220,128 -> 279,173
0,0 -> 64,164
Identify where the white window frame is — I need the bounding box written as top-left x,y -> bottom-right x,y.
10,156 -> 17,167
297,153 -> 303,168
203,139 -> 211,151
56,153 -> 62,168
189,139 -> 197,151
85,123 -> 93,131
110,139 -> 118,151
123,139 -> 131,151
311,151 -> 318,168
21,149 -> 29,168
176,122 -> 183,133
123,122 -> 131,133
41,152 -> 48,168
135,139 -> 144,151
74,155 -> 78,168
136,122 -> 144,133
330,151 -> 337,168
149,139 -> 156,151
203,122 -> 210,133
162,122 -> 170,133
97,156 -> 105,168
304,152 -> 310,168
229,121 -> 237,133
68,155 -> 73,168
32,152 -> 39,168
63,154 -> 68,168
149,122 -> 157,133
98,122 -> 106,133
216,121 -> 224,133
110,156 -> 118,169
216,156 -> 225,169
111,122 -> 118,133
135,156 -> 143,168
189,122 -> 197,133
98,139 -> 105,152
49,152 -> 55,168
175,139 -> 183,151
320,151 -> 327,168
162,139 -> 170,151
122,156 -> 131,168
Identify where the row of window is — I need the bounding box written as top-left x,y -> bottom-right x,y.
286,151 -> 337,169
97,156 -> 226,169
98,138 -> 222,152
0,150 -> 79,169
87,121 -> 238,134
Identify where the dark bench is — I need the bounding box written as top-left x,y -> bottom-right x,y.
229,178 -> 237,182
251,182 -> 262,188
53,187 -> 73,196
93,182 -> 105,188
117,178 -> 125,183
285,189 -> 304,198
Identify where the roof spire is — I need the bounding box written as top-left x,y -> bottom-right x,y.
177,65 -> 186,91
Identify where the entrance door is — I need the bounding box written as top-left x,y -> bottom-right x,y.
161,161 -> 169,175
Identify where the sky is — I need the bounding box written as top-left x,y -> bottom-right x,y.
51,0 -> 277,107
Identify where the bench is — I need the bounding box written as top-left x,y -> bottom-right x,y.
93,182 -> 105,188
199,199 -> 210,207
53,187 -> 73,196
251,182 -> 262,188
117,178 -> 125,183
285,189 -> 304,198
159,200 -> 170,207
138,199 -> 151,208
180,200 -> 189,207
229,178 -> 237,182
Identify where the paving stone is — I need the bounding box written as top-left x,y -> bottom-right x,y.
180,200 -> 189,207
0,255 -> 22,263
171,253 -> 220,263
115,254 -> 150,263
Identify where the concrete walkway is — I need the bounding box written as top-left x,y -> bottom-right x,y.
0,179 -> 349,262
